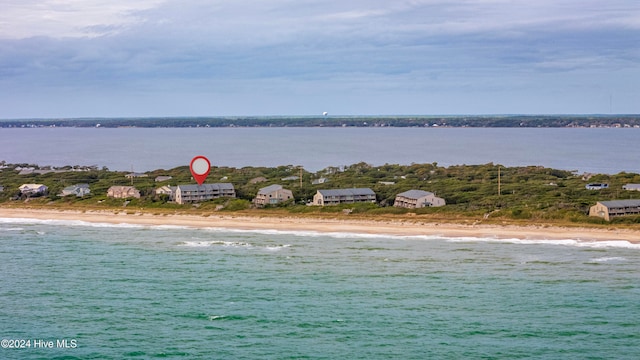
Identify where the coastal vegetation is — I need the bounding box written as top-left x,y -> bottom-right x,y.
1,115 -> 640,128
2,161 -> 640,227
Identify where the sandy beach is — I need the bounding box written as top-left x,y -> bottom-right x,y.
0,207 -> 639,243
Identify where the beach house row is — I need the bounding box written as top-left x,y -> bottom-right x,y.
312,188 -> 446,207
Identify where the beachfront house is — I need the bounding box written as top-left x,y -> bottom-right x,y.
155,185 -> 176,200
59,183 -> 91,197
174,183 -> 235,204
313,188 -> 376,206
107,186 -> 141,199
393,190 -> 445,208
622,184 -> 640,191
253,184 -> 294,207
589,200 -> 640,221
19,183 -> 48,196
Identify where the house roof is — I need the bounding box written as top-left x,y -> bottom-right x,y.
397,190 -> 434,199
108,185 -> 138,191
64,183 -> 89,190
598,199 -> 640,208
177,183 -> 235,191
318,188 -> 375,197
19,183 -> 47,189
258,184 -> 284,194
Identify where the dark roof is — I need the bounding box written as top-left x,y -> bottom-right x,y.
599,199 -> 640,208
318,188 -> 375,196
177,183 -> 235,191
258,184 -> 284,195
397,190 -> 434,199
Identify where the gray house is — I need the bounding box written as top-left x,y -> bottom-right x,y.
589,199 -> 640,221
253,184 -> 294,207
313,188 -> 376,206
59,183 -> 91,197
394,190 -> 445,208
175,183 -> 235,204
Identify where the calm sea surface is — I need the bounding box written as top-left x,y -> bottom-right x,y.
0,127 -> 638,173
1,219 -> 639,359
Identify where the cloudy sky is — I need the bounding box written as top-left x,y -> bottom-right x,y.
1,0 -> 639,118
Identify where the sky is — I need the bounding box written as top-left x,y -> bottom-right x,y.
1,0 -> 639,118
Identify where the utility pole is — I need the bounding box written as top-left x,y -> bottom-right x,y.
498,166 -> 501,196
299,167 -> 303,188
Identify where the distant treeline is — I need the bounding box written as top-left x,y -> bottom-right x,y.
2,115 -> 640,128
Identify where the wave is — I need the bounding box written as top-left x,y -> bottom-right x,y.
446,237 -> 640,249
1,217 -> 638,249
178,240 -> 253,248
0,227 -> 25,231
589,256 -> 627,263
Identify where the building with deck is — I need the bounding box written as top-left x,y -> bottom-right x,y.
175,183 -> 235,204
253,184 -> 294,207
393,190 -> 445,208
313,188 -> 376,206
589,200 -> 640,221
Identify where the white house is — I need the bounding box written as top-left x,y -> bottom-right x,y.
155,185 -> 176,200
393,190 -> 445,208
622,184 -> 640,191
253,184 -> 294,207
585,183 -> 608,190
59,183 -> 91,197
19,183 -> 48,196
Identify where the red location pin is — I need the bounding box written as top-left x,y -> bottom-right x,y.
189,156 -> 211,185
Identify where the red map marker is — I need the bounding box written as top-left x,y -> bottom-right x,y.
190,156 -> 210,185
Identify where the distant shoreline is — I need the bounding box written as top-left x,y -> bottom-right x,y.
1,207 -> 639,244
1,115 -> 640,128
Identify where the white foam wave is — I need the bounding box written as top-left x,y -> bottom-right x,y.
1,217 -> 638,249
0,227 -> 25,231
589,256 -> 627,263
265,244 -> 292,251
446,237 -> 640,249
179,240 -> 253,248
0,217 -> 147,229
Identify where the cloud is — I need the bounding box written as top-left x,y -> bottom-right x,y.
0,0 -> 166,39
1,0 -> 639,117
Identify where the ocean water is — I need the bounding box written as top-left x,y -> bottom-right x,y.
1,219 -> 639,359
1,127 -> 639,174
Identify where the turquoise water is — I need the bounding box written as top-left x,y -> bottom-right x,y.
1,220 -> 639,359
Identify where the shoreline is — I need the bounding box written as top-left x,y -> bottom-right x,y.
1,208 -> 639,243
